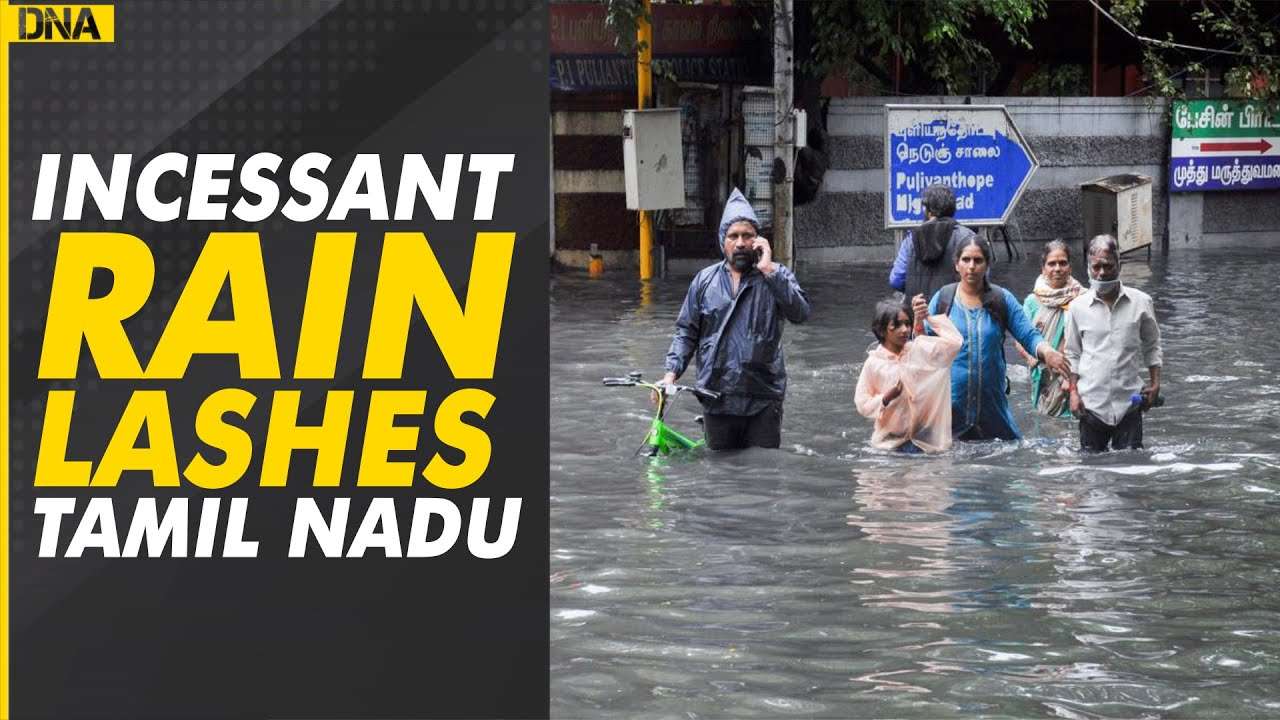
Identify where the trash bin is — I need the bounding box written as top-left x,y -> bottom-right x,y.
1080,174 -> 1153,257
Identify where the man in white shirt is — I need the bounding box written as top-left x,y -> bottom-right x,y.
1063,235 -> 1163,451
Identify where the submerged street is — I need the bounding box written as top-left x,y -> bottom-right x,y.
551,248 -> 1280,718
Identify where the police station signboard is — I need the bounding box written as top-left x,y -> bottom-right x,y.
549,3 -> 768,91
1169,99 -> 1280,192
884,104 -> 1038,229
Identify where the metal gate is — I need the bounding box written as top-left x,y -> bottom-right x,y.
742,90 -> 774,229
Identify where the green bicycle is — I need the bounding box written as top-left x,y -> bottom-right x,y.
603,371 -> 721,457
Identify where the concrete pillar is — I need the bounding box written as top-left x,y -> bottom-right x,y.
549,122 -> 555,259
1167,192 -> 1203,251
772,0 -> 794,264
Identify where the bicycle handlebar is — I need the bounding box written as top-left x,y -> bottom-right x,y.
601,376 -> 721,402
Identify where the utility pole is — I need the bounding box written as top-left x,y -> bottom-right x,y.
772,0 -> 794,264
636,0 -> 654,281
1091,3 -> 1099,97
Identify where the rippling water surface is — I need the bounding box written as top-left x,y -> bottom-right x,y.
551,248 -> 1280,718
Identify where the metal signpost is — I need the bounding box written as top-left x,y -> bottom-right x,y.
1169,99 -> 1280,193
884,105 -> 1038,229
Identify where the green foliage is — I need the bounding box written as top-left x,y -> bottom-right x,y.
1021,65 -> 1087,96
601,0 -> 710,83
602,0 -> 649,57
807,0 -> 1048,94
1111,0 -> 1279,111
601,0 -> 1046,95
600,0 -> 1278,110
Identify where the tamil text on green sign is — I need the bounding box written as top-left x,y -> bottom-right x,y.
1170,100 -> 1280,192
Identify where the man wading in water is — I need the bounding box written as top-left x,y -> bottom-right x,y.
660,189 -> 810,450
1064,234 -> 1163,451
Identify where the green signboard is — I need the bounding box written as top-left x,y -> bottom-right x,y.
1171,99 -> 1280,192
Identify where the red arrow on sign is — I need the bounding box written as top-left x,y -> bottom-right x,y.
1199,138 -> 1273,153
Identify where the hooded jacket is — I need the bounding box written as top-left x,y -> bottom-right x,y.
717,187 -> 759,247
665,189 -> 810,415
900,219 -> 977,305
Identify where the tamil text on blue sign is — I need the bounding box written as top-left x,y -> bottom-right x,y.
884,105 -> 1038,229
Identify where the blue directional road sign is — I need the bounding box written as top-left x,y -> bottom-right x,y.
884,104 -> 1038,228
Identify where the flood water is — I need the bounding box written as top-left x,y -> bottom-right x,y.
550,248 -> 1280,719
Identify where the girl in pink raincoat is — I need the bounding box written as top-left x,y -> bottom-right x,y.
855,295 -> 963,453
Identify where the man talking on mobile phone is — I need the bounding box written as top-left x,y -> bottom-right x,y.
659,188 -> 810,450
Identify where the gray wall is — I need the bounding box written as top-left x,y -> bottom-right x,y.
797,97 -> 1173,262
1169,188 -> 1280,250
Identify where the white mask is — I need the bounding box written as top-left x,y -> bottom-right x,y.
1089,276 -> 1120,295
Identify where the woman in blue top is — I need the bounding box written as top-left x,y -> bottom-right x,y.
927,236 -> 1072,441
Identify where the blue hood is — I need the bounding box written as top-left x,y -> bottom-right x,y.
717,188 -> 760,250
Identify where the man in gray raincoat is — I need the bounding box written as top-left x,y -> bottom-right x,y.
660,189 -> 810,450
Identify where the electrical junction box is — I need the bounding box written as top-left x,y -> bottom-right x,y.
622,108 -> 685,210
793,108 -> 807,148
1081,174 -> 1153,256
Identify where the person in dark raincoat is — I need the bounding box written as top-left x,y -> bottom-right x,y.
889,183 -> 978,305
661,188 -> 810,450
